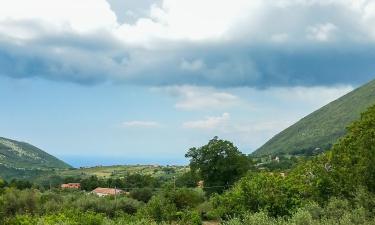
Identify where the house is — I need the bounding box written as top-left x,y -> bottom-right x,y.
61,183 -> 81,189
91,187 -> 124,197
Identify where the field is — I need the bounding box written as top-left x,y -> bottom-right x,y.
58,164 -> 189,180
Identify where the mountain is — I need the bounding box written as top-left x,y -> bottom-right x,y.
253,79 -> 375,156
0,137 -> 71,179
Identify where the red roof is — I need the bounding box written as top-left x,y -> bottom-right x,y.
61,183 -> 81,189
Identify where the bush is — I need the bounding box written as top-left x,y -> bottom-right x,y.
71,195 -> 142,217
164,188 -> 205,210
212,172 -> 308,218
138,195 -> 177,222
178,210 -> 202,225
223,212 -> 277,225
1,188 -> 41,216
130,188 -> 154,202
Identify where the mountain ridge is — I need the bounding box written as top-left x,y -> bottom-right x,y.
253,78 -> 375,156
0,136 -> 71,179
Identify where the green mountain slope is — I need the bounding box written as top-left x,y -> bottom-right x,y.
253,79 -> 375,156
0,137 -> 71,179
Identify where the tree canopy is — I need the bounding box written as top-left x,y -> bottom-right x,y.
185,137 -> 252,193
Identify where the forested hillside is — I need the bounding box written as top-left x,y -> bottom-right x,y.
254,79 -> 375,156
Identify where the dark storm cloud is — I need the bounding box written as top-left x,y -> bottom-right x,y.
0,32 -> 374,87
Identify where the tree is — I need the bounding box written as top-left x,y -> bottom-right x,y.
329,104 -> 375,195
185,137 -> 252,194
0,178 -> 5,188
176,171 -> 201,188
124,174 -> 160,189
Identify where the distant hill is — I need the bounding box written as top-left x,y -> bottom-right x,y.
0,137 -> 71,179
253,79 -> 375,156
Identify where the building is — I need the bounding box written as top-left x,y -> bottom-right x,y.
61,183 -> 81,189
91,187 -> 124,197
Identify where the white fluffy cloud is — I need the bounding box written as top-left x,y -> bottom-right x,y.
1,0 -> 374,46
0,0 -> 117,35
183,113 -> 230,129
2,0 -> 374,43
113,0 -> 375,45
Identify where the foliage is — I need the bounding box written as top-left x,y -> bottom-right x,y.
138,195 -> 177,222
3,104 -> 375,224
130,187 -> 154,202
0,188 -> 143,219
124,174 -> 160,189
177,210 -> 202,225
186,137 -> 252,194
328,104 -> 375,195
213,104 -> 375,220
176,171 -> 201,188
211,171 -> 311,218
8,179 -> 33,190
223,197 -> 375,225
162,187 -> 205,210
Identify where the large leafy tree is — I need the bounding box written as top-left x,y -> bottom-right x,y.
329,104 -> 375,195
185,137 -> 252,193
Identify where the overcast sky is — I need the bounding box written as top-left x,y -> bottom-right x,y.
0,0 -> 374,166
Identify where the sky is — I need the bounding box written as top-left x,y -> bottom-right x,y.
0,0 -> 374,167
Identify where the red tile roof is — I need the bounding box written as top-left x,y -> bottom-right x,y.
61,183 -> 81,189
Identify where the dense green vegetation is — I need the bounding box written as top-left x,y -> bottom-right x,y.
1,104 -> 375,224
0,137 -> 71,180
254,78 -> 375,156
186,137 -> 252,194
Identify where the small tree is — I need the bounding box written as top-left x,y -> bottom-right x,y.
185,137 -> 252,194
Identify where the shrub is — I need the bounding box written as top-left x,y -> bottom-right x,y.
130,188 -> 154,203
178,210 -> 202,225
1,188 -> 41,216
212,172 -> 308,218
138,195 -> 177,222
223,212 -> 277,225
164,188 -> 205,210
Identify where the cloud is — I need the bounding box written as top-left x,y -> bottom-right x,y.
270,85 -> 354,106
122,121 -> 161,128
180,59 -> 205,72
183,113 -> 230,129
0,0 -> 374,87
177,84 -> 353,149
307,23 -> 338,42
0,0 -> 117,33
154,86 -> 240,110
181,112 -> 294,149
107,0 -> 161,24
